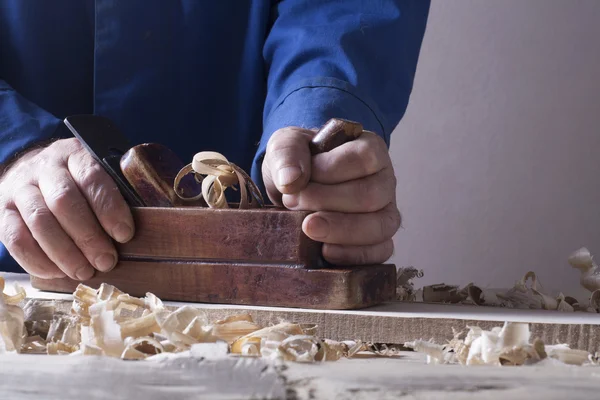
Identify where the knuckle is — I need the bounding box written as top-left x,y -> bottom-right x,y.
266,129 -> 288,153
0,164 -> 19,184
355,248 -> 370,265
33,149 -> 51,165
356,179 -> 382,212
356,141 -> 381,176
266,128 -> 309,156
379,208 -> 400,240
46,185 -> 80,214
382,240 -> 395,261
75,231 -> 101,251
361,172 -> 396,212
91,183 -> 121,215
26,206 -> 53,232
54,137 -> 82,153
267,138 -> 297,157
2,228 -> 30,257
75,161 -> 104,189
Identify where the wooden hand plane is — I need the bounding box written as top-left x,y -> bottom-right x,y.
30,117 -> 396,309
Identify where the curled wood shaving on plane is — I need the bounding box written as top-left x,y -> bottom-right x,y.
173,151 -> 264,209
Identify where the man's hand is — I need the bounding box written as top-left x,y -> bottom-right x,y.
0,138 -> 134,280
262,127 -> 401,265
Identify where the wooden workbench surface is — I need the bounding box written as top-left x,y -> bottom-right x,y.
2,350 -> 599,399
2,273 -> 600,399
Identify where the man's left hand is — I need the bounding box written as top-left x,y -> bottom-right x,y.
262,126 -> 401,265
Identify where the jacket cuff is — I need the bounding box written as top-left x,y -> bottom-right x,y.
0,83 -> 63,169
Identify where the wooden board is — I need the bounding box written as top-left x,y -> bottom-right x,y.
0,353 -> 285,400
187,303 -> 600,353
30,261 -> 396,309
119,207 -> 323,267
2,351 -> 600,400
19,272 -> 600,352
159,303 -> 600,354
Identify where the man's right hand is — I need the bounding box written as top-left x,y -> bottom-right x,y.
0,138 -> 134,280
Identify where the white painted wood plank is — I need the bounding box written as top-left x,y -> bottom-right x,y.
286,355 -> 600,400
0,354 -> 285,400
1,352 -> 598,400
5,273 -> 600,352
6,272 -> 599,325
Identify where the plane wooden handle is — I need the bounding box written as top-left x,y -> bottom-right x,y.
309,118 -> 364,155
120,143 -> 205,207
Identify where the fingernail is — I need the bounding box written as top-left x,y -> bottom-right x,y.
95,253 -> 116,272
307,216 -> 329,239
282,194 -> 299,209
75,267 -> 94,281
277,166 -> 302,187
112,222 -> 133,243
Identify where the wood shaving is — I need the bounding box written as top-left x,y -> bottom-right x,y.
395,267 -> 424,301
0,282 -> 389,363
173,151 -> 264,209
421,283 -> 469,304
406,321 -> 598,367
0,282 -> 26,353
398,247 -> 600,313
569,247 -> 600,292
589,290 -> 600,313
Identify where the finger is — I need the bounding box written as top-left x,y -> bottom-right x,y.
67,146 -> 134,243
282,168 -> 396,213
261,162 -> 283,207
13,185 -> 95,281
264,127 -> 314,198
302,202 -> 401,246
323,240 -> 395,266
38,167 -> 117,272
0,206 -> 65,279
311,131 -> 390,184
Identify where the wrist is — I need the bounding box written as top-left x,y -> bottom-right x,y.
0,138 -> 56,178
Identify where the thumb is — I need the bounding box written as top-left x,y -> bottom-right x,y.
262,127 -> 314,205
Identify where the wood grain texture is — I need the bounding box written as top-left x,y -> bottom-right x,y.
118,207 -> 323,267
30,261 -> 396,309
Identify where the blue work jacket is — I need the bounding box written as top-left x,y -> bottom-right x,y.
0,0 -> 430,272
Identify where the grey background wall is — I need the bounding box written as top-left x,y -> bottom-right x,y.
389,0 -> 600,299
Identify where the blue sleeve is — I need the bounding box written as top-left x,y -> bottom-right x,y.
0,80 -> 62,170
250,0 -> 430,191
0,80 -> 64,272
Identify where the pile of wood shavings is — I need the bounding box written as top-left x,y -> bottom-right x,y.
406,321 -> 599,367
0,279 -> 374,362
400,247 -> 600,313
